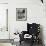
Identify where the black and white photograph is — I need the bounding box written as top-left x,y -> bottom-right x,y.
16,8 -> 27,21
0,0 -> 46,46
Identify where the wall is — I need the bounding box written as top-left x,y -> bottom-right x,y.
0,0 -> 46,46
0,0 -> 13,46
9,0 -> 46,46
0,0 -> 8,3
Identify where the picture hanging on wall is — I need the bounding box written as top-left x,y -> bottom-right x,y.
16,8 -> 27,21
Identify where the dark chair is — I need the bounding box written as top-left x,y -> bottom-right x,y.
19,23 -> 40,45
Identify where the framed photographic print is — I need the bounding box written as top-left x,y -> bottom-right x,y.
16,8 -> 27,21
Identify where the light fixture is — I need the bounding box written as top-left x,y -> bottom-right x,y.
41,0 -> 43,3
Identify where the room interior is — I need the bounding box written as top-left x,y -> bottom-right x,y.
0,0 -> 46,46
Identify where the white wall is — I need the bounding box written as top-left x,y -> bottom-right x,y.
0,0 -> 8,3
0,0 -> 46,46
0,0 -> 13,46
9,0 -> 46,45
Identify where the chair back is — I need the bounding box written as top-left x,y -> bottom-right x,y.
27,23 -> 40,35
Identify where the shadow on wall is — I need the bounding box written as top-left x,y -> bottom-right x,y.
39,25 -> 45,46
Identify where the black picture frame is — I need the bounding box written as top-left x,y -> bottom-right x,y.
16,8 -> 27,21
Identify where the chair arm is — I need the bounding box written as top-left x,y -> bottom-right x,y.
22,31 -> 28,35
19,31 -> 27,41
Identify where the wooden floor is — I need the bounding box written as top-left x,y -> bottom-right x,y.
19,41 -> 43,46
0,39 -> 14,43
